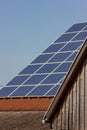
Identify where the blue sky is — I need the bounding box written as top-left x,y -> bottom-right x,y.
0,0 -> 87,85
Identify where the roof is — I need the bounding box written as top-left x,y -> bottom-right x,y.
0,22 -> 87,98
0,111 -> 50,130
43,39 -> 87,123
0,97 -> 53,111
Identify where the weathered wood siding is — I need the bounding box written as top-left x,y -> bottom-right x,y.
52,58 -> 87,130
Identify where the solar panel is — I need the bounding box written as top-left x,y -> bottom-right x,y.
60,41 -> 82,51
31,54 -> 53,63
41,73 -> 66,84
28,85 -> 53,96
0,87 -> 17,97
72,31 -> 87,41
43,43 -> 66,53
10,86 -> 35,97
66,22 -> 87,33
19,64 -> 42,74
7,76 -> 30,86
45,85 -> 60,96
54,32 -> 77,43
36,63 -> 59,73
48,52 -> 72,63
0,22 -> 87,98
54,62 -> 72,73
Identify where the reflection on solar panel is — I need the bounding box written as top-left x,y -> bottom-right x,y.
0,22 -> 87,97
84,26 -> 87,31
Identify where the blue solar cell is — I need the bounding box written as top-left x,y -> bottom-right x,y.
54,62 -> 72,73
24,74 -> 47,85
36,63 -> 59,73
43,43 -> 65,53
19,64 -> 42,74
83,26 -> 87,30
0,87 -> 17,97
7,76 -> 29,86
66,52 -> 78,61
10,86 -> 35,96
66,23 -> 87,33
54,33 -> 77,43
32,54 -> 53,64
28,85 -> 53,96
49,52 -> 72,63
60,41 -> 83,52
42,73 -> 66,84
46,85 -> 60,96
72,31 -> 87,41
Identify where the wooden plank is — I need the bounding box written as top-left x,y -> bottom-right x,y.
52,114 -> 57,130
52,59 -> 87,130
56,114 -> 58,130
61,106 -> 64,129
57,112 -> 61,130
84,59 -> 87,129
72,82 -> 77,129
65,92 -> 69,130
60,109 -> 62,130
61,101 -> 66,129
79,66 -> 85,130
76,76 -> 80,130
56,108 -> 62,130
69,88 -> 73,130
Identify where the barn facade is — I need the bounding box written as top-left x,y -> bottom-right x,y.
0,22 -> 87,113
43,39 -> 87,130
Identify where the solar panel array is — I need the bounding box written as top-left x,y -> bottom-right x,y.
0,22 -> 87,98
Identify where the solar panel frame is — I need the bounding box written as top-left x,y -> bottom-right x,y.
23,74 -> 47,85
48,52 -> 72,63
41,73 -> 66,84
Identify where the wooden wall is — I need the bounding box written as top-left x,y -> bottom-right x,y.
52,58 -> 87,130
